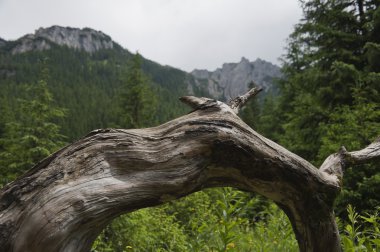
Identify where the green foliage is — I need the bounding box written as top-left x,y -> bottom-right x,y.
340,205 -> 380,251
247,204 -> 298,252
212,189 -> 247,252
253,95 -> 283,141
316,85 -> 380,215
2,3 -> 380,248
0,46 -> 192,140
257,0 -> 380,216
164,190 -> 219,250
239,82 -> 261,130
92,188 -> 298,252
0,64 -> 66,185
92,207 -> 189,252
185,188 -> 251,252
117,53 -> 157,128
197,188 -> 297,252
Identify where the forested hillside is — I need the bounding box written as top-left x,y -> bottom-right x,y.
1,0 -> 380,250
0,36 -> 200,141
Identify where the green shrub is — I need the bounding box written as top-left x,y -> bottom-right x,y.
340,205 -> 380,251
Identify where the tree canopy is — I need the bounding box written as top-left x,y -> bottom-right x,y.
0,1 -> 380,251
0,62 -> 66,184
259,0 -> 380,215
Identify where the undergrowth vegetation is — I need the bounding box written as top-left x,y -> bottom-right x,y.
92,188 -> 299,252
92,188 -> 380,251
1,0 -> 379,251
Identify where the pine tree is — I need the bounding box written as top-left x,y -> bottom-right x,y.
98,53 -> 159,249
263,0 -> 380,214
0,62 -> 66,185
118,52 -> 157,128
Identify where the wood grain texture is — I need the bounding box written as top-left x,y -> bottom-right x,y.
0,92 -> 379,252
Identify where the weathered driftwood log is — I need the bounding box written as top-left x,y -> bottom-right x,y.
0,87 -> 379,252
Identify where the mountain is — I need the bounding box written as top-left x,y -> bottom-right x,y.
9,26 -> 117,54
0,26 -> 203,140
0,26 -> 281,140
190,57 -> 282,101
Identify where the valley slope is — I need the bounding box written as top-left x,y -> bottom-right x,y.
0,26 -> 281,140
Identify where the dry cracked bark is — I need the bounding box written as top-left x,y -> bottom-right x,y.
0,87 -> 379,252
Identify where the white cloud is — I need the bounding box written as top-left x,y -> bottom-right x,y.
0,0 -> 302,71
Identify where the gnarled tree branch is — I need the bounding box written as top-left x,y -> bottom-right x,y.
0,86 -> 379,252
319,138 -> 380,186
344,138 -> 380,164
228,83 -> 263,113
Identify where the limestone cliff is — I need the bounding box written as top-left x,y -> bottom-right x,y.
10,26 -> 114,54
2,26 -> 282,102
190,57 -> 282,101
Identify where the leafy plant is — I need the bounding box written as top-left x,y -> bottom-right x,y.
340,205 -> 380,251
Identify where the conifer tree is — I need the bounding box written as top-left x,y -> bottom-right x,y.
265,0 -> 380,214
118,52 -> 157,128
98,52 -> 158,249
0,61 -> 66,185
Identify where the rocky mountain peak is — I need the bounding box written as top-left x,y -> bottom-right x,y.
190,58 -> 282,101
10,26 -> 114,54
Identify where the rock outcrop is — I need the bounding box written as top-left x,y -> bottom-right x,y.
3,26 -> 282,102
10,26 -> 114,54
190,57 -> 282,100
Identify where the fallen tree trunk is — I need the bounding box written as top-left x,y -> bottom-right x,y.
0,87 -> 379,252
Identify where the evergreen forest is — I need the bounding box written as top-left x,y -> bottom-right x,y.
1,0 -> 380,251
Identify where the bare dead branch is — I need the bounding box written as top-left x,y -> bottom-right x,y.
319,137 -> 380,186
179,96 -> 210,109
2,93 -> 378,252
228,83 -> 263,113
344,137 -> 380,165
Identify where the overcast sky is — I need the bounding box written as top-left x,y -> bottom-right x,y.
0,0 -> 302,72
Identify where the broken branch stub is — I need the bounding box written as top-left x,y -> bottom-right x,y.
228,85 -> 263,113
1,86 -> 379,252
